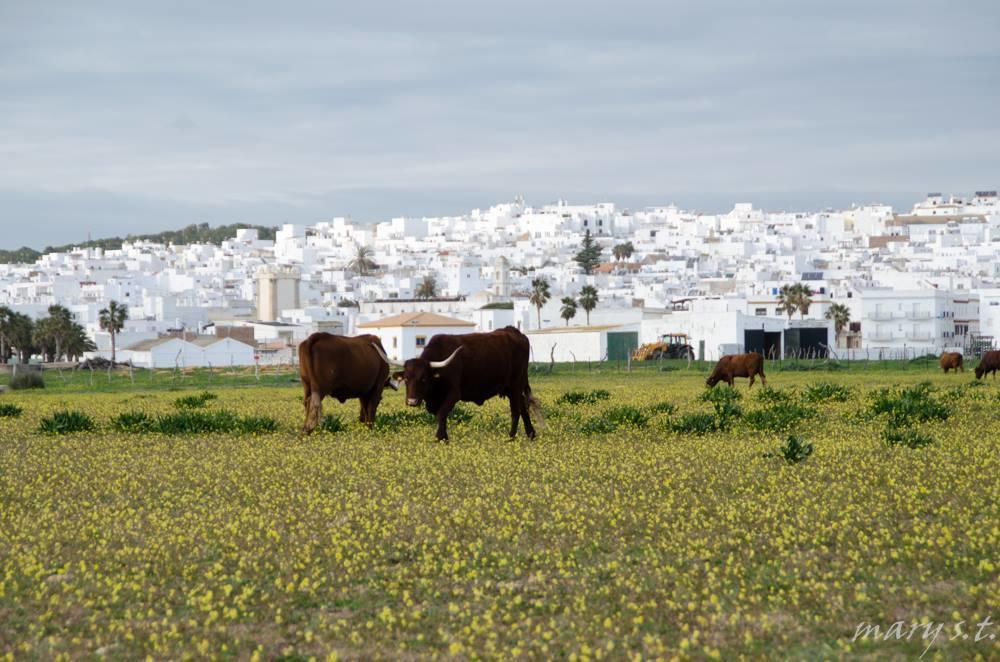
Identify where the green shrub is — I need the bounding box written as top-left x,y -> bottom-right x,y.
868,383 -> 951,426
580,417 -> 618,435
39,410 -> 95,434
700,387 -> 742,430
374,410 -> 436,432
10,372 -> 44,390
320,414 -> 346,433
0,403 -> 23,418
112,411 -> 155,433
646,401 -> 676,416
883,428 -> 934,449
557,389 -> 611,406
237,415 -> 278,434
669,412 -> 717,435
743,402 -> 812,432
801,381 -> 852,403
604,405 -> 648,428
448,404 -> 474,424
155,410 -> 240,434
755,387 -> 793,405
699,386 -> 742,405
764,435 -> 814,463
174,391 -> 218,409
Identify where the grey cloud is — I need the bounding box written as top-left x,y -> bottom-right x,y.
1,0 -> 998,248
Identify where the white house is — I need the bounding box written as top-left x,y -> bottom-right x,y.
357,312 -> 476,361
526,324 -> 639,363
857,288 -> 975,356
116,336 -> 257,368
119,337 -> 204,369
190,336 -> 257,368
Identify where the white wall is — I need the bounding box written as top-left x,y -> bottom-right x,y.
526,330 -> 606,362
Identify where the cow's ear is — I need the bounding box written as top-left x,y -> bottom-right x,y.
392,370 -> 405,381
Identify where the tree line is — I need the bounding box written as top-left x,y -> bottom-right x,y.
0,305 -> 95,363
0,223 -> 278,265
0,301 -> 129,364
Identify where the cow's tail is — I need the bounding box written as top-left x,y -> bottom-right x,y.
298,335 -> 323,434
525,383 -> 544,426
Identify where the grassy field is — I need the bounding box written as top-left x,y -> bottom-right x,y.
1,369 -> 998,659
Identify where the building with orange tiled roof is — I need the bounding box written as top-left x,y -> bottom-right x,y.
357,312 -> 475,361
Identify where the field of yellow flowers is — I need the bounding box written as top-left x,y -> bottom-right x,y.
1,369 -> 998,659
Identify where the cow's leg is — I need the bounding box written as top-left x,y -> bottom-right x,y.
759,369 -> 767,387
749,373 -> 756,388
435,394 -> 460,442
302,382 -> 312,433
303,392 -> 323,435
520,391 -> 537,440
508,395 -> 520,438
358,397 -> 369,425
366,390 -> 382,428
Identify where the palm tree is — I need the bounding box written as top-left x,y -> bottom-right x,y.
348,245 -> 377,276
416,275 -> 438,299
825,303 -> 851,347
98,300 -> 128,364
613,241 -> 635,261
528,278 -> 551,329
0,305 -> 11,363
32,316 -> 59,362
777,284 -> 797,320
64,323 -> 97,362
795,283 -> 814,319
45,305 -> 73,360
560,297 -> 578,326
6,311 -> 36,364
578,285 -> 599,325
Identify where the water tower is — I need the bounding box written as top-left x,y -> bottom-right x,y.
256,265 -> 300,321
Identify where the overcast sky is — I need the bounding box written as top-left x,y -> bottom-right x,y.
1,0 -> 998,249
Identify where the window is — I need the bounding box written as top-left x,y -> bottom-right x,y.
415,336 -> 427,347
755,308 -> 767,316
392,337 -> 397,348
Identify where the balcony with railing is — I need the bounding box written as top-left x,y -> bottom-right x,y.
906,311 -> 932,320
905,331 -> 933,341
868,311 -> 897,321
867,331 -> 896,342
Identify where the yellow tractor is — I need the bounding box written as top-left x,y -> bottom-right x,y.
632,333 -> 695,361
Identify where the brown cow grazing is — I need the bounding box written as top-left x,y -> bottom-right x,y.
975,350 -> 1000,380
394,326 -> 541,441
298,333 -> 397,434
706,352 -> 767,389
940,352 -> 964,373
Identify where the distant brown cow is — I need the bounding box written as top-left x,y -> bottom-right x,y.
706,352 -> 767,389
298,333 -> 397,434
940,352 -> 964,373
975,350 -> 1000,380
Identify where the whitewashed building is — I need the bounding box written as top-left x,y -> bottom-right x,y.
526,324 -> 639,363
357,312 -> 475,362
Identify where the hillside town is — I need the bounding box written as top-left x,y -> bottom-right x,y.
2,191 -> 999,368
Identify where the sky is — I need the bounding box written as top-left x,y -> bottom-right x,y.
1,0 -> 998,249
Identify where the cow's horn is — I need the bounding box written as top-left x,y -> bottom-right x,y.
371,342 -> 401,366
429,347 -> 462,369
